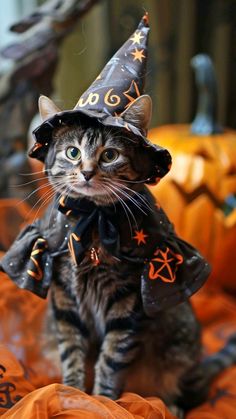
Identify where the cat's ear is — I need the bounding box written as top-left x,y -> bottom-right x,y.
38,95 -> 61,121
120,95 -> 152,133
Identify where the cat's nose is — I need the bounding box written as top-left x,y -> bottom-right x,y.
81,170 -> 94,181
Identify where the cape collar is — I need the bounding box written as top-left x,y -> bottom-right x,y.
0,191 -> 210,312
57,193 -> 149,266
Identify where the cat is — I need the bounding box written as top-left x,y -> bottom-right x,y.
2,93 -> 236,417
35,94 -> 236,412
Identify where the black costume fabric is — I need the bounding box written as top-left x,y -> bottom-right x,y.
29,13 -> 172,186
0,214 -> 68,299
0,190 -> 210,315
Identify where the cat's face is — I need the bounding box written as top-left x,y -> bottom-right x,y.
45,122 -> 150,205
38,94 -> 153,206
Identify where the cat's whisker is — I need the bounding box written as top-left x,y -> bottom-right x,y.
31,185 -> 58,209
29,191 -> 58,223
102,184 -> 134,234
121,188 -> 153,212
99,183 -> 117,206
104,184 -> 138,231
22,179 -> 66,216
107,182 -> 148,216
102,175 -> 150,185
15,182 -> 53,207
15,178 -> 67,207
23,188 -> 56,223
18,170 -> 46,176
12,178 -> 52,188
31,191 -> 57,224
108,180 -> 154,213
123,180 -> 147,185
103,178 -> 146,210
118,177 -> 150,185
12,175 -> 66,188
65,177 -> 151,216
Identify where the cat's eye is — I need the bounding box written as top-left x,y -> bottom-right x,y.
66,146 -> 81,160
100,148 -> 119,163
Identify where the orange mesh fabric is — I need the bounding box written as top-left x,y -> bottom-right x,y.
0,273 -> 60,390
0,345 -> 35,416
1,383 -> 175,419
1,264 -> 236,417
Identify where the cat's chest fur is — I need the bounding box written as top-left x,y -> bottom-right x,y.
53,248 -> 143,339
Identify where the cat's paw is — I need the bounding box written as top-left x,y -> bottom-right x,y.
92,383 -> 121,400
63,375 -> 86,392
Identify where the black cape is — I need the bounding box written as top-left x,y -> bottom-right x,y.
0,189 -> 210,316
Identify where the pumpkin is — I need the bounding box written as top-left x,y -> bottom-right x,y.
148,54 -> 236,290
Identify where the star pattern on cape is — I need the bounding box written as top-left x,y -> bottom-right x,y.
148,248 -> 183,282
131,48 -> 146,62
130,30 -> 144,45
133,229 -> 148,245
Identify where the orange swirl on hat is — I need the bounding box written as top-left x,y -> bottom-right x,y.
77,93 -> 100,108
104,89 -> 121,107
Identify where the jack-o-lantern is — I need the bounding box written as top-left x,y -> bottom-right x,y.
148,54 -> 236,290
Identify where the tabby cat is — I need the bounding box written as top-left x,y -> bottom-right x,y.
38,94 -> 236,412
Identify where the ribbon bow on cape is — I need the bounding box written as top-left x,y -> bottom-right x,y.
58,196 -> 122,265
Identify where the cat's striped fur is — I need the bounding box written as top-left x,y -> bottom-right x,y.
50,239 -> 201,402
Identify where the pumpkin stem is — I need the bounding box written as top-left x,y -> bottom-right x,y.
190,54 -> 223,135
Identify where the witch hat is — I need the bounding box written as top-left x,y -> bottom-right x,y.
74,13 -> 149,117
30,13 -> 171,184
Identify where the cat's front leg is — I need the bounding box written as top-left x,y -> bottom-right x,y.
51,283 -> 89,390
93,326 -> 140,399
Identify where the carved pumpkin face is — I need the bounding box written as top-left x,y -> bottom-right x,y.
148,124 -> 236,290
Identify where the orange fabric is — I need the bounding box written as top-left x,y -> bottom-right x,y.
0,345 -> 35,416
1,383 -> 174,419
1,272 -> 236,417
